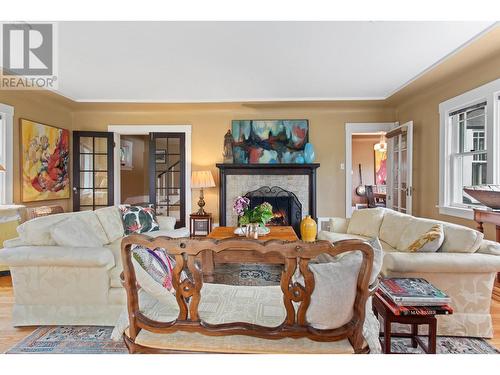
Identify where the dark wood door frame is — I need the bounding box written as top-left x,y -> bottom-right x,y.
149,132 -> 186,228
72,131 -> 114,211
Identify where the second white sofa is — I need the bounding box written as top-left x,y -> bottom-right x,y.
318,208 -> 500,338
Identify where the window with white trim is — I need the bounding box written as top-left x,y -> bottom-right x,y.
439,78 -> 500,219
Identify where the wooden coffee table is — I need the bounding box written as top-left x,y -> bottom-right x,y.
201,226 -> 299,281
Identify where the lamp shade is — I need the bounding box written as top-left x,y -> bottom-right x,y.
0,164 -> 5,172
191,170 -> 215,189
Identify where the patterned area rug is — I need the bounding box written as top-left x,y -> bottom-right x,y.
5,264 -> 499,354
213,263 -> 283,286
6,326 -> 127,354
391,336 -> 499,354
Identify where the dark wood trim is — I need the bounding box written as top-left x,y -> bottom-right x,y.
0,270 -> 11,277
121,235 -> 373,354
72,131 -> 114,211
216,163 -> 319,226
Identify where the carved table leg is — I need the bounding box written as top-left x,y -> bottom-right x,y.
384,318 -> 392,354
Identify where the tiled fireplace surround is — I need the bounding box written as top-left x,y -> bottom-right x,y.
216,164 -> 319,227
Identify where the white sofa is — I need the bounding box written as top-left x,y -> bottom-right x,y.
318,208 -> 500,338
0,207 -> 189,326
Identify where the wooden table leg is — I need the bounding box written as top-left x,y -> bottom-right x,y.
202,250 -> 215,283
411,323 -> 418,348
428,318 -> 437,354
384,317 -> 392,354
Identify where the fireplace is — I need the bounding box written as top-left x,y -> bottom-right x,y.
216,163 -> 319,235
244,186 -> 302,236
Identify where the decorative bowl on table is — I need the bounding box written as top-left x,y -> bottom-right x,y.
234,226 -> 271,236
463,185 -> 500,210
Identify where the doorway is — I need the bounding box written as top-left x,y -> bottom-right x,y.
108,125 -> 192,229
345,123 -> 395,217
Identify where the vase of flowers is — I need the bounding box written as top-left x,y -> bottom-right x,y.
233,196 -> 273,238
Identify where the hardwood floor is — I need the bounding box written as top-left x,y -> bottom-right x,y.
0,275 -> 499,353
0,276 -> 36,353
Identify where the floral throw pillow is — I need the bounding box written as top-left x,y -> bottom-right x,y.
131,245 -> 187,294
120,204 -> 160,235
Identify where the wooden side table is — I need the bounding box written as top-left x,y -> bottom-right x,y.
473,208 -> 500,285
372,292 -> 438,354
189,213 -> 213,237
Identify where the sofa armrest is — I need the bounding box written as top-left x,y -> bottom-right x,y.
0,246 -> 115,269
3,237 -> 28,248
149,227 -> 190,239
477,240 -> 500,256
383,251 -> 500,274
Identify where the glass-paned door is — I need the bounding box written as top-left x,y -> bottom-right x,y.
73,131 -> 114,211
386,121 -> 413,214
149,133 -> 186,228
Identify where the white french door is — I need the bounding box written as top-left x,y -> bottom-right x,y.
386,121 -> 413,214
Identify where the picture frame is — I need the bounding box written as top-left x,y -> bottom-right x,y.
155,149 -> 167,164
20,118 -> 70,202
120,139 -> 133,170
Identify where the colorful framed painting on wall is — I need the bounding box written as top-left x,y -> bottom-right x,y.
20,119 -> 70,202
231,120 -> 309,164
374,148 -> 387,185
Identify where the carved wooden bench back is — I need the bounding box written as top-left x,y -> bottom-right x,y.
121,235 -> 374,353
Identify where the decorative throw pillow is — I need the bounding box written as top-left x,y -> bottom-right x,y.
50,216 -> 105,247
313,237 -> 382,286
131,245 -> 187,294
406,224 -> 444,252
120,205 -> 160,235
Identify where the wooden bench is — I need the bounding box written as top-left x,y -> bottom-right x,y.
120,235 -> 375,354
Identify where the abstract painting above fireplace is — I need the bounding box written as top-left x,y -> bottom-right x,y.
231,120 -> 309,164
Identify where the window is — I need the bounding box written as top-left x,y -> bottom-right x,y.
0,103 -> 14,205
439,78 -> 500,219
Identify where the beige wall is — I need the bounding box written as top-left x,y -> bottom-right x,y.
388,26 -> 500,240
351,135 -> 379,206
0,90 -> 74,212
71,102 -> 395,222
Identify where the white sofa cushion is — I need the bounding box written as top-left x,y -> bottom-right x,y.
440,222 -> 484,253
50,217 -> 105,247
406,224 -> 444,252
17,211 -> 108,246
95,206 -> 125,243
379,209 -> 412,248
328,217 -> 350,233
0,246 -> 115,269
382,252 -> 500,274
347,208 -> 385,238
397,217 -> 438,250
157,216 -> 176,231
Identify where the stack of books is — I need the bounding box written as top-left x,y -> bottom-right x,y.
377,278 -> 453,316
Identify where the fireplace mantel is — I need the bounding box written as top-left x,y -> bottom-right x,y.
216,163 -> 319,226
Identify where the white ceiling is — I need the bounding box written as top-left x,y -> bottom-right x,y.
56,21 -> 496,102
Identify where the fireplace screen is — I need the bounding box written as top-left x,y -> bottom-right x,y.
244,186 -> 302,236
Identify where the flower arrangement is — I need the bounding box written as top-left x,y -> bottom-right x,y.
233,196 -> 274,226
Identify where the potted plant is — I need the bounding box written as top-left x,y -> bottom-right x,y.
233,196 -> 273,238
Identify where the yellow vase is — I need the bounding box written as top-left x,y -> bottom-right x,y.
300,215 -> 317,242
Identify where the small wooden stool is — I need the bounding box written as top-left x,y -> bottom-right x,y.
373,292 -> 437,354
